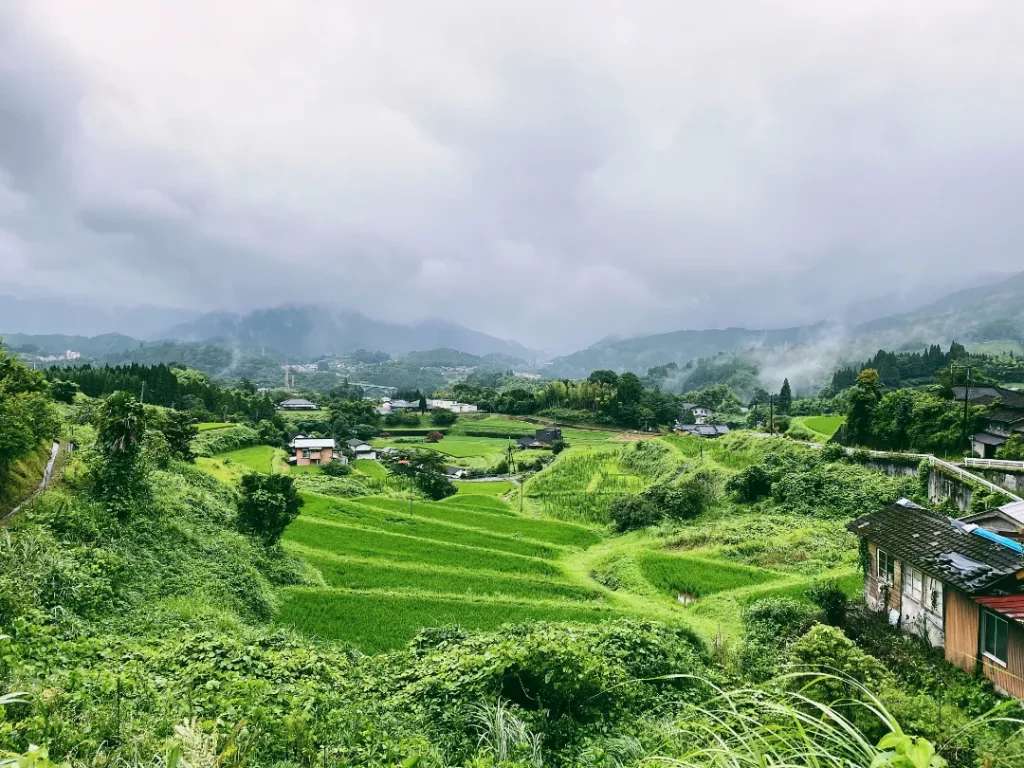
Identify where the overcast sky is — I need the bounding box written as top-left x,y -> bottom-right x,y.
2,1 -> 1023,350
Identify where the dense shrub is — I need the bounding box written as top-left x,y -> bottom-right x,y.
320,460 -> 351,477
806,578 -> 848,626
610,480 -> 710,532
738,597 -> 819,681
430,410 -> 458,427
237,473 -> 303,546
725,464 -> 771,502
610,495 -> 661,532
788,624 -> 888,700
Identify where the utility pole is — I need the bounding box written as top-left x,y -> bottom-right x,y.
954,364 -> 973,454
140,380 -> 146,404
768,394 -> 774,435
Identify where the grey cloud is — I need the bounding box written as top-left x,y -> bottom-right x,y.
2,1 -> 1024,350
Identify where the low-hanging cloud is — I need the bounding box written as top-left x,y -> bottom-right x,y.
2,1 -> 1024,350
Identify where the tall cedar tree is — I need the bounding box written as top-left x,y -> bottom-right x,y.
778,379 -> 792,413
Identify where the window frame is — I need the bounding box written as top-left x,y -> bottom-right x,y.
903,565 -> 924,602
876,548 -> 895,585
981,609 -> 1009,667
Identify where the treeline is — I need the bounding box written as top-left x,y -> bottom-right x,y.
44,363 -> 279,422
840,368 -> 987,456
0,345 -> 58,493
831,341 -> 1024,391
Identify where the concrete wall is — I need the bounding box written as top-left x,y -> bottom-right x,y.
969,466 -> 1024,495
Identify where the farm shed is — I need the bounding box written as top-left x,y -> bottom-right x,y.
849,498 -> 1024,698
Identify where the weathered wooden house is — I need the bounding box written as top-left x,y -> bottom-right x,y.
848,498 -> 1024,698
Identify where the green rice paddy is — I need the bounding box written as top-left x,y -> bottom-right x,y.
196,421 -> 863,652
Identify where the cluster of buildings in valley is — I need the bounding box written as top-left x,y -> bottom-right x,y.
375,397 -> 478,415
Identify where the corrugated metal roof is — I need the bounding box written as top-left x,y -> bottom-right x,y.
976,595 -> 1024,623
1001,501 -> 1024,525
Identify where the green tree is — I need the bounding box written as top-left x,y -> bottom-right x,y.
0,346 -> 58,482
430,409 -> 457,427
873,389 -> 915,450
385,448 -> 456,499
778,378 -> 792,413
845,368 -> 881,446
152,410 -> 198,462
997,434 -> 1024,461
237,473 -> 303,545
92,391 -> 148,520
50,379 -> 80,404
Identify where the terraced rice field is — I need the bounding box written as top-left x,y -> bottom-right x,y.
789,415 -> 845,441
195,425 -> 863,652
196,421 -> 233,432
523,447 -> 651,523
277,492 -> 620,651
195,445 -> 285,482
371,434 -> 548,470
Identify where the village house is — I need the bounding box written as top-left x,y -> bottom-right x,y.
848,498 -> 1024,698
288,436 -> 342,466
427,398 -> 479,414
345,438 -> 377,460
278,398 -> 319,411
679,403 -> 713,425
952,385 -> 1024,458
961,500 -> 1024,541
517,428 -> 563,449
376,398 -> 420,415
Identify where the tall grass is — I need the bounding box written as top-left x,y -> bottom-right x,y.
652,673 -> 1011,767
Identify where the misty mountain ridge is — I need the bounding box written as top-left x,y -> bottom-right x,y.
543,270 -> 1024,380
163,304 -> 534,361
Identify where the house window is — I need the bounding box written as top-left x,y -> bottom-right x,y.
982,610 -> 1009,666
903,566 -> 924,602
876,549 -> 895,585
302,448 -> 310,459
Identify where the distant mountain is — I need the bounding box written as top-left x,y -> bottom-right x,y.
0,295 -> 198,338
544,324 -> 828,378
545,272 -> 1024,380
853,270 -> 1024,348
400,347 -> 527,369
1,332 -> 141,358
162,305 -> 534,360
